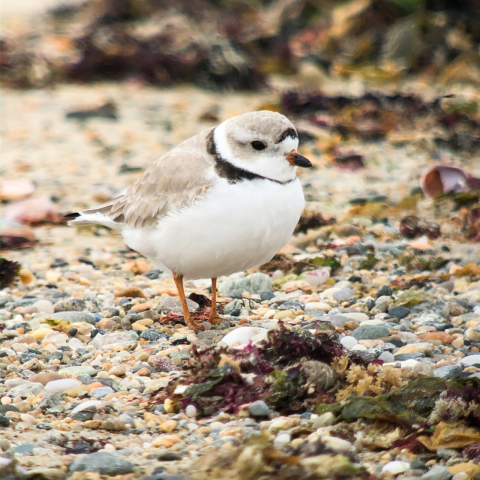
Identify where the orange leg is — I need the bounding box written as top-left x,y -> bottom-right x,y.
208,277 -> 223,325
173,272 -> 204,330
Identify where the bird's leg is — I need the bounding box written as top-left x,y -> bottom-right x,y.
173,272 -> 204,330
208,277 -> 223,325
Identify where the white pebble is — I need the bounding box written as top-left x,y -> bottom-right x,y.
45,379 -> 81,394
381,461 -> 410,475
103,444 -> 116,452
33,300 -> 54,314
321,435 -> 352,453
350,344 -> 367,351
69,338 -> 84,351
379,351 -> 395,363
274,433 -> 291,447
71,400 -> 103,415
340,336 -> 358,350
186,405 -> 197,418
221,327 -> 268,348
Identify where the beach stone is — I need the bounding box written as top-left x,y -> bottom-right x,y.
0,413 -> 11,426
220,273 -> 272,296
140,329 -> 164,342
418,332 -> 453,344
249,400 -> 270,417
465,328 -> 480,342
59,365 -> 96,376
420,465 -> 452,480
321,436 -> 352,453
28,372 -> 65,386
54,297 -> 101,313
274,433 -> 291,447
333,288 -> 355,303
69,451 -> 135,475
49,311 -> 96,324
352,322 -> 390,340
92,332 -> 137,351
378,351 -> 395,363
377,285 -> 393,298
433,365 -> 462,380
382,461 -> 410,475
8,382 -> 44,398
185,405 -> 197,418
340,336 -> 358,349
33,300 -> 54,314
115,287 -> 145,298
372,296 -> 390,313
312,412 -> 335,428
388,306 -> 410,319
461,355 -> 480,367
45,379 -> 81,394
395,291 -> 435,309
157,295 -> 199,315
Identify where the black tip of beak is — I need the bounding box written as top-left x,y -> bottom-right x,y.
292,152 -> 313,168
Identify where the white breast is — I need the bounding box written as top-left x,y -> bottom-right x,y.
122,177 -> 305,280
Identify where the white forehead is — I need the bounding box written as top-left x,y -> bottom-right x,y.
281,136 -> 299,153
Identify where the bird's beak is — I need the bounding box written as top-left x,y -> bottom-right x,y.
286,150 -> 313,168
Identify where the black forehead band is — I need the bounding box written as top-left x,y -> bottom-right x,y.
276,128 -> 298,144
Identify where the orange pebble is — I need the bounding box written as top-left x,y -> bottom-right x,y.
103,363 -> 113,371
87,382 -> 103,391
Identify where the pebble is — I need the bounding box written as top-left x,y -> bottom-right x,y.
185,405 -> 197,418
433,365 -> 462,380
220,272 -> 272,296
45,379 -> 81,393
340,336 -> 358,349
33,300 -> 54,314
460,354 -> 480,367
249,400 -> 270,417
352,322 -> 390,340
332,288 -> 355,302
8,382 -> 45,398
69,451 -> 135,475
273,433 -> 291,447
221,327 -> 268,347
59,366 -> 97,376
91,386 -> 115,398
382,461 -> 410,475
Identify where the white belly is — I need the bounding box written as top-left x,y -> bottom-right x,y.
122,177 -> 304,280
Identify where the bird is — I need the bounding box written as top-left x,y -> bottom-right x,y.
66,110 -> 312,330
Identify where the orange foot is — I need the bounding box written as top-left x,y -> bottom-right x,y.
208,315 -> 224,325
185,316 -> 206,331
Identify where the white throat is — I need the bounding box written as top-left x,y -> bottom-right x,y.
213,121 -> 298,183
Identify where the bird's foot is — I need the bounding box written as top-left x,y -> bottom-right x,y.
185,316 -> 206,331
208,314 -> 224,325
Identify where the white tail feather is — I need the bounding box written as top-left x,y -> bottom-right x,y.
68,212 -> 122,230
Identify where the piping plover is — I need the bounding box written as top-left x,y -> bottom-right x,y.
66,111 -> 312,329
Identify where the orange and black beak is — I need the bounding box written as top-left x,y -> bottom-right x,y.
287,150 -> 312,168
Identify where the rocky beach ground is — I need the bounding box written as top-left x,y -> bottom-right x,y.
1,80 -> 480,480
2,2 -> 480,478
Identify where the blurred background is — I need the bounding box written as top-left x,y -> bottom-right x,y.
1,0 -> 480,253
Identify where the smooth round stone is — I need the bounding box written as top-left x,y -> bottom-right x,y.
91,387 -> 115,398
249,400 -> 270,417
351,344 -> 367,351
388,306 -> 410,319
304,302 -> 331,313
342,312 -> 369,323
381,461 -> 410,475
69,338 -> 84,351
332,288 -> 355,303
352,322 -> 390,340
33,300 -> 54,314
45,379 -> 81,394
185,405 -> 197,418
59,366 -> 96,376
274,433 -> 291,447
69,451 -> 134,475
321,436 -> 352,453
378,351 -> 395,363
303,268 -> 330,287
461,354 -> 480,367
320,288 -> 340,301
340,336 -> 358,350
221,327 -> 268,347
71,400 -> 103,415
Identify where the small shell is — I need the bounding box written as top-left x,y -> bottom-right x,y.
302,360 -> 337,392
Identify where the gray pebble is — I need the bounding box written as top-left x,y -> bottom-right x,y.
249,400 -> 270,417
352,323 -> 390,340
432,365 -> 462,380
69,451 -> 135,475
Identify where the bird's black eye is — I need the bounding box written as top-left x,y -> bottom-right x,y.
251,141 -> 267,151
